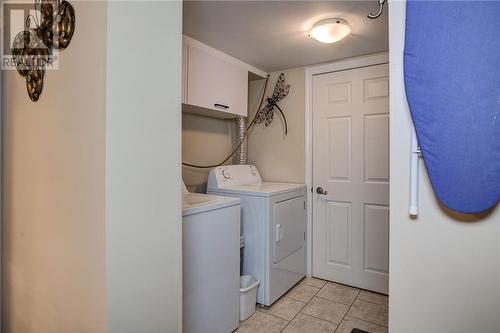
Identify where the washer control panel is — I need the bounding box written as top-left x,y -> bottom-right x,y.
208,165 -> 262,188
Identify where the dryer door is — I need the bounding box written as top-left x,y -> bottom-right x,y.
273,196 -> 305,264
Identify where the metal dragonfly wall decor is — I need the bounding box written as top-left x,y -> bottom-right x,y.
255,73 -> 291,135
11,0 -> 76,102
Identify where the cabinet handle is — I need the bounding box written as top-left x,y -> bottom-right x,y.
214,103 -> 229,110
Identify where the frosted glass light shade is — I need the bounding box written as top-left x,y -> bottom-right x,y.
309,18 -> 351,44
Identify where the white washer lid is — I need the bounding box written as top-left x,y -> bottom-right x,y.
182,192 -> 240,216
209,182 -> 306,197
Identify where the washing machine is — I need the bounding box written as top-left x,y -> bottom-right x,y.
207,165 -> 306,306
182,182 -> 241,333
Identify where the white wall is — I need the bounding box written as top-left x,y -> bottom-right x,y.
389,2 -> 500,332
106,1 -> 182,332
1,1 -> 107,331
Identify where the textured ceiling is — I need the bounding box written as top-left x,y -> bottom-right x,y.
183,1 -> 388,72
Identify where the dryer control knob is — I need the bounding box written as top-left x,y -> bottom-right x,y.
222,169 -> 231,180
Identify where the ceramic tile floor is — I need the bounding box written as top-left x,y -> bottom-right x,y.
236,277 -> 388,333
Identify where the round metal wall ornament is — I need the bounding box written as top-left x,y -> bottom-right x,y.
38,0 -> 76,50
26,66 -> 46,102
11,29 -> 50,102
11,0 -> 76,102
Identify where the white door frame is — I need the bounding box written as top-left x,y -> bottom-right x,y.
304,52 -> 389,276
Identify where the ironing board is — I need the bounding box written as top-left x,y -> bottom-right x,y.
404,0 -> 500,214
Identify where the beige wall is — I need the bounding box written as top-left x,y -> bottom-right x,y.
182,113 -> 235,192
2,2 -> 184,332
182,68 -> 306,190
389,2 -> 500,332
2,1 -> 107,331
248,69 -> 305,183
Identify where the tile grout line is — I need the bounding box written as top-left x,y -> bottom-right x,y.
279,280 -> 323,332
350,291 -> 389,327
314,294 -> 358,307
343,313 -> 389,328
297,280 -> 347,328
338,292 -> 389,329
257,310 -> 294,323
355,297 -> 389,307
333,289 -> 361,333
293,311 -> 343,327
277,301 -> 305,332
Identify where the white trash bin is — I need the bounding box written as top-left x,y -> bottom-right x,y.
239,275 -> 260,321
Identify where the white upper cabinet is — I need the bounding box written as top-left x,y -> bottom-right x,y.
182,36 -> 266,119
185,42 -> 247,117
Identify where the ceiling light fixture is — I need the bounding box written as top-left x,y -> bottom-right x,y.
309,18 -> 351,44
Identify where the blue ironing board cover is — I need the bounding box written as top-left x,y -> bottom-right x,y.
404,0 -> 500,214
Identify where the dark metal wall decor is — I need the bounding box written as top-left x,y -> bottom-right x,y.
11,0 -> 76,102
255,73 -> 291,135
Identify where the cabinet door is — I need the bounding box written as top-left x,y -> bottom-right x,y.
186,44 -> 248,117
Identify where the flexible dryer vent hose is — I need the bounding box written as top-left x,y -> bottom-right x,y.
235,116 -> 248,164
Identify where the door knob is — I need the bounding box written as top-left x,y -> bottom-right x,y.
316,187 -> 328,195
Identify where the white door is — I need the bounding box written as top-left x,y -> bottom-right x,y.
312,64 -> 389,294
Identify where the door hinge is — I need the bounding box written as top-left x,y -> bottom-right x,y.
304,201 -> 306,210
